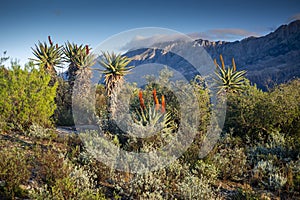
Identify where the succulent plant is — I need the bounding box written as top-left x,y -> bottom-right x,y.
214,55 -> 247,94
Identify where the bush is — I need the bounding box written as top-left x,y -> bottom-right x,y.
0,62 -> 57,131
30,146 -> 105,199
252,160 -> 287,190
54,77 -> 74,126
225,79 -> 300,140
0,147 -> 31,199
210,133 -> 248,181
27,123 -> 57,139
179,174 -> 221,200
248,131 -> 299,192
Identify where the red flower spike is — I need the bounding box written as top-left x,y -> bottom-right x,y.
86,45 -> 89,55
161,95 -> 166,113
48,36 -> 53,46
139,90 -> 145,110
56,44 -> 58,49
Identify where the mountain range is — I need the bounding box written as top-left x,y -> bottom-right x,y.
123,20 -> 300,90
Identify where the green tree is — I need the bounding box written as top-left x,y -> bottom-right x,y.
61,42 -> 96,126
0,61 -> 57,131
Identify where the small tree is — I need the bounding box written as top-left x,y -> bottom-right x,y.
0,61 -> 57,131
62,42 -> 96,125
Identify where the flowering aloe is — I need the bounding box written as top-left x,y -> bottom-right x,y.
214,54 -> 247,94
31,36 -> 62,77
134,89 -> 167,126
63,42 -> 95,84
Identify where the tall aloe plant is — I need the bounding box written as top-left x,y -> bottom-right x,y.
31,36 -> 62,84
63,42 -> 95,87
98,52 -> 134,120
99,51 -> 134,96
214,55 -> 247,94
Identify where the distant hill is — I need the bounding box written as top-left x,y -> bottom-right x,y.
124,20 -> 300,90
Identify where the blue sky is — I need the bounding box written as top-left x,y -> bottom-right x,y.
1,0 -> 300,66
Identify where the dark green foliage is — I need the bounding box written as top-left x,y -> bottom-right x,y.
0,62 -> 57,131
94,84 -> 108,119
54,77 -> 74,126
225,79 -> 300,140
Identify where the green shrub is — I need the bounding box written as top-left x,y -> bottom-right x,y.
0,147 -> 31,199
252,160 -> 287,190
54,77 -> 74,126
225,79 -> 300,140
179,174 -> 221,200
30,146 -> 105,199
0,62 -> 57,131
248,131 -> 299,192
193,159 -> 219,181
208,133 -> 248,181
27,123 -> 57,139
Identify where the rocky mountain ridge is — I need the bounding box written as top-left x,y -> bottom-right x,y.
125,20 -> 300,90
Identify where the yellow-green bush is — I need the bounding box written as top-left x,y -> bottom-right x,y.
0,62 -> 57,131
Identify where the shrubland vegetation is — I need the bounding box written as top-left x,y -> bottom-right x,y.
0,38 -> 299,199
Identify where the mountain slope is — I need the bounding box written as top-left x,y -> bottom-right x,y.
125,20 -> 300,90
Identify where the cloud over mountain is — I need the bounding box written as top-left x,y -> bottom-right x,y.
121,28 -> 260,51
188,28 -> 259,41
288,13 -> 300,23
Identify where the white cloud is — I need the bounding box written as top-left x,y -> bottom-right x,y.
120,34 -> 190,51
120,28 -> 259,51
188,28 -> 259,41
287,13 -> 300,23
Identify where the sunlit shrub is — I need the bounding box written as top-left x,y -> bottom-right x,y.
27,123 -> 57,139
0,62 -> 57,131
252,160 -> 287,190
179,174 -> 221,200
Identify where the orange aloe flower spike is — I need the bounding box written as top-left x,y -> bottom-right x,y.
152,89 -> 159,110
139,90 -> 145,110
161,95 -> 166,113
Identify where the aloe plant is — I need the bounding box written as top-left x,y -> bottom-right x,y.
98,52 -> 133,96
214,55 -> 247,94
133,89 -> 167,126
31,36 -> 63,78
63,42 -> 95,85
